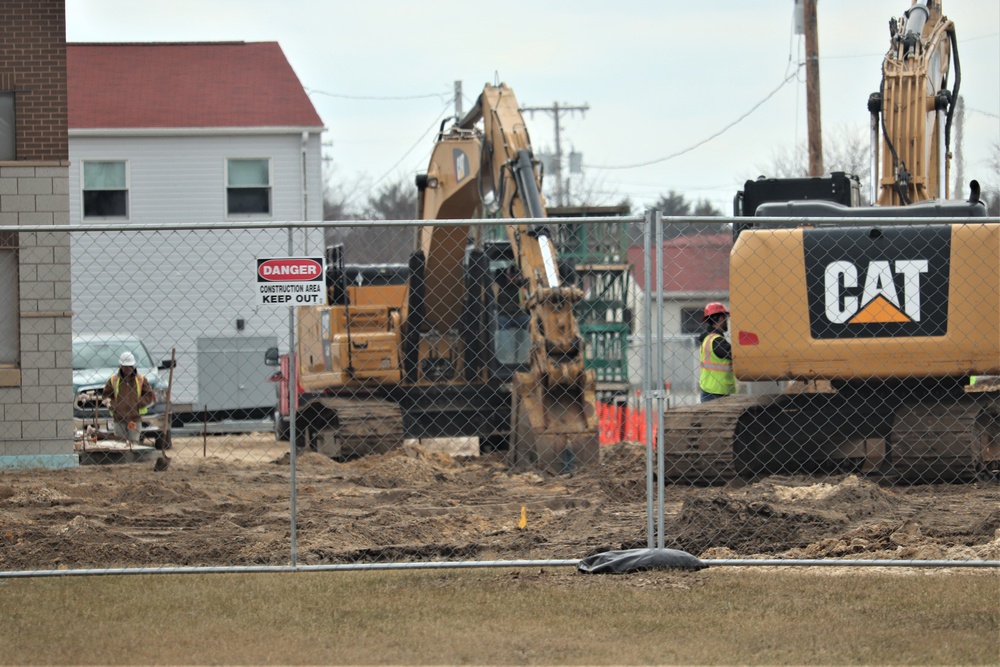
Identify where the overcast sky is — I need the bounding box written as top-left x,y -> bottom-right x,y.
67,0 -> 999,215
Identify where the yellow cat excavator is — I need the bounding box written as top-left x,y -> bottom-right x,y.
412,82 -> 599,471
285,83 -> 598,472
663,0 -> 999,483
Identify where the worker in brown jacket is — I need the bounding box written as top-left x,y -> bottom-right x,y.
102,351 -> 155,445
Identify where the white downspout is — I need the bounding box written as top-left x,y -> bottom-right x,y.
300,131 -> 309,253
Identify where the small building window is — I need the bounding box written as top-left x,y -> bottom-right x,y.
227,158 -> 271,216
0,92 -> 15,161
680,307 -> 703,335
83,161 -> 128,218
0,231 -> 19,367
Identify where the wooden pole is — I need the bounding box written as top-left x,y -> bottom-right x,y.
804,0 -> 824,177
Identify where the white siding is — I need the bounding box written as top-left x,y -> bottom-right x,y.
69,133 -> 323,223
69,132 -> 324,404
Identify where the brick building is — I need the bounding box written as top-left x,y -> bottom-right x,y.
0,0 -> 77,468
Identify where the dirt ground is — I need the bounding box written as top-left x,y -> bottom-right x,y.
1,433 -> 998,571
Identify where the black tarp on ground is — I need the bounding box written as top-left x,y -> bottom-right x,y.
577,548 -> 706,574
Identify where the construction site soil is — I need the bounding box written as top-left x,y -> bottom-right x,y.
1,434 -> 998,571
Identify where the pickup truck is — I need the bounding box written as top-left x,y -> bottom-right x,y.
72,333 -> 174,449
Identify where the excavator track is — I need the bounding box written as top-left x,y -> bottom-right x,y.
304,396 -> 405,461
888,391 -> 1000,483
661,394 -> 782,483
661,388 -> 1000,485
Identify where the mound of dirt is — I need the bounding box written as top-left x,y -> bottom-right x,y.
596,442 -> 647,502
670,492 -> 850,556
110,479 -> 205,505
1,433 -> 998,570
351,446 -> 458,488
766,475 -> 900,519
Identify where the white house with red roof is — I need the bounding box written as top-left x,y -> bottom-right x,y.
627,232 -> 732,400
67,42 -> 326,407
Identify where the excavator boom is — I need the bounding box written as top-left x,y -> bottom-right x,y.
416,83 -> 598,472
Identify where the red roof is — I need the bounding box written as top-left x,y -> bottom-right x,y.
67,42 -> 323,130
628,233 -> 732,293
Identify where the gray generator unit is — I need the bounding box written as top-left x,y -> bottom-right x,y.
197,336 -> 277,413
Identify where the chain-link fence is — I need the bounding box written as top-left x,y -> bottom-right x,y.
1,214 -> 998,576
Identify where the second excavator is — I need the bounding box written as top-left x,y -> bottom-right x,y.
287,83 -> 599,472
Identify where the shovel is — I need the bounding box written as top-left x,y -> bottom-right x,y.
154,347 -> 176,472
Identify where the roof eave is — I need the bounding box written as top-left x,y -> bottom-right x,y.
70,126 -> 326,137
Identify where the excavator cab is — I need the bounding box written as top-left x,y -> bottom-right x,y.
479,240 -> 531,381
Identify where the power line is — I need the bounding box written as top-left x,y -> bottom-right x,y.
819,32 -> 998,60
967,107 -> 1000,119
305,87 -> 450,102
585,67 -> 801,171
341,99 -> 454,209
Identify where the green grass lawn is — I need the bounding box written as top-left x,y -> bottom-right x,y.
2,567 -> 997,665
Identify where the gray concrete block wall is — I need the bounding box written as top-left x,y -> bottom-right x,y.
0,163 -> 76,468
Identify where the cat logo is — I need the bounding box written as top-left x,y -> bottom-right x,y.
804,226 -> 950,339
824,260 -> 928,324
453,149 -> 470,183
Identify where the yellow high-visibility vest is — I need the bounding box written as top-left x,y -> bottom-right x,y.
699,334 -> 735,396
111,373 -> 149,417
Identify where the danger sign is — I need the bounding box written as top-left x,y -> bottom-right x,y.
255,257 -> 327,306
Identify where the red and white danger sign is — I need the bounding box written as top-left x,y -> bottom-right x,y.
255,257 -> 327,306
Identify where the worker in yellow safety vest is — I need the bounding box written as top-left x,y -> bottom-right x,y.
698,302 -> 735,402
102,351 -> 155,445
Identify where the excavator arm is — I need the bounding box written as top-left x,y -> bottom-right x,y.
870,0 -> 958,205
415,83 -> 598,471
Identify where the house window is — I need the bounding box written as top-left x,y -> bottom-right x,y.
0,231 -> 19,372
83,161 -> 128,218
227,159 -> 271,215
0,92 -> 14,160
680,307 -> 703,335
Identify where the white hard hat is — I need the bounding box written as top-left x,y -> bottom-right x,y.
119,351 -> 136,366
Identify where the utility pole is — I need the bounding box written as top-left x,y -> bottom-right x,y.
520,101 -> 589,206
454,80 -> 463,118
804,0 -> 824,176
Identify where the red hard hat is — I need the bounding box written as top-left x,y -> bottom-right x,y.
703,302 -> 729,321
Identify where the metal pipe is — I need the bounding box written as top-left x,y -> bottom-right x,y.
535,230 -> 561,288
53,215 -> 646,233
902,0 -> 930,56
1,558 -> 996,580
642,209 -> 654,549
513,149 -> 545,219
35,212 -> 1000,236
938,106 -> 947,198
869,97 -> 881,205
705,558 -> 999,568
288,227 -> 298,567
654,209 -> 665,550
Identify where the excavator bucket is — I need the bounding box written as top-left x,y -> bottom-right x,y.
509,369 -> 599,474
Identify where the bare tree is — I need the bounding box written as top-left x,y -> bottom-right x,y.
983,141 -> 1000,216
326,177 -> 417,264
561,171 -> 622,208
752,124 -> 871,204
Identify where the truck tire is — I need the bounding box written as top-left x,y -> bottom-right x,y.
275,415 -> 290,442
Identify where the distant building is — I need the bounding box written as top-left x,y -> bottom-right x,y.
0,1 -> 77,468
627,233 -> 732,399
67,42 -> 326,404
